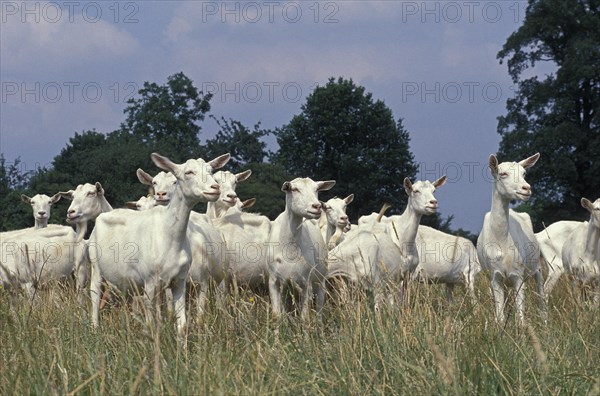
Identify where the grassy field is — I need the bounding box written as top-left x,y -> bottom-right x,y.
1,277 -> 598,395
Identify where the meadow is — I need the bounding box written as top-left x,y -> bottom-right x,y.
1,277 -> 598,395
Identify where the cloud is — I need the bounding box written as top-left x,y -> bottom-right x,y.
2,8 -> 140,73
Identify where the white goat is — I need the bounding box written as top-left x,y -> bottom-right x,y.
21,193 -> 62,229
0,193 -> 62,242
535,220 -> 581,299
58,182 -> 114,295
212,199 -> 272,293
137,168 -> 231,315
476,153 -> 546,326
0,191 -> 92,296
268,177 -> 335,320
0,226 -> 81,297
60,182 -> 113,240
320,195 -> 353,250
88,153 -> 230,337
126,195 -> 158,211
206,170 -> 252,220
327,177 -> 446,309
562,198 -> 600,303
412,226 -> 480,303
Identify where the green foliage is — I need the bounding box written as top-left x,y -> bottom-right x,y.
275,77 -> 417,221
497,0 -> 600,230
21,72 -> 213,222
121,71 -> 212,161
235,162 -> 291,219
0,155 -> 34,231
203,116 -> 271,172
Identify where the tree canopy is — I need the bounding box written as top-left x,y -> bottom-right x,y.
121,71 -> 212,161
203,116 -> 270,172
2,73 -> 468,234
497,0 -> 600,229
275,77 -> 417,221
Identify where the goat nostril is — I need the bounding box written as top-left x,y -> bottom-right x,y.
313,203 -> 321,210
430,200 -> 437,205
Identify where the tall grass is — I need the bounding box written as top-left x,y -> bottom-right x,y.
1,277 -> 598,395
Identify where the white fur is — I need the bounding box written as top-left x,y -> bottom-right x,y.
0,226 -> 83,296
327,177 -> 446,308
88,153 -> 229,337
536,220 -> 581,299
562,198 -> 600,303
476,153 -> 546,326
320,195 -> 353,250
267,177 -> 335,320
410,226 -> 481,303
206,170 -> 252,220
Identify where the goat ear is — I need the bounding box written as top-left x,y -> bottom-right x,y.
519,153 -> 540,169
281,181 -> 292,192
489,154 -> 499,175
433,175 -> 447,188
21,194 -> 32,204
137,169 -> 154,186
95,182 -> 105,196
50,193 -> 61,204
241,198 -> 256,209
208,153 -> 231,171
317,180 -> 336,192
125,201 -> 138,210
344,194 -> 355,205
236,169 -> 252,183
151,153 -> 180,176
320,201 -> 329,210
59,190 -> 74,200
581,198 -> 594,212
403,178 -> 413,195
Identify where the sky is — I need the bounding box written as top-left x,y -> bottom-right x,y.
0,0 -> 546,233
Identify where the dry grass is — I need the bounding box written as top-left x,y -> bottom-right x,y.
1,276 -> 598,395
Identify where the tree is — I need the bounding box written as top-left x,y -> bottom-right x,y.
235,162 -> 291,219
497,0 -> 600,230
203,116 -> 271,172
120,72 -> 212,161
0,155 -> 34,231
275,77 -> 418,221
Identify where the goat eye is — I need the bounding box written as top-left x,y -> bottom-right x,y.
87,192 -> 96,197
185,170 -> 195,175
499,172 -> 509,178
291,187 -> 299,192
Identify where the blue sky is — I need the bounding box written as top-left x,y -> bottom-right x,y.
1,1 -> 546,232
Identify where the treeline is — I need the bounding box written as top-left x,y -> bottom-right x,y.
1,75 -> 473,239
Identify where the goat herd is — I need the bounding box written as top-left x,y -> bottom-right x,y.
0,152 -> 598,338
